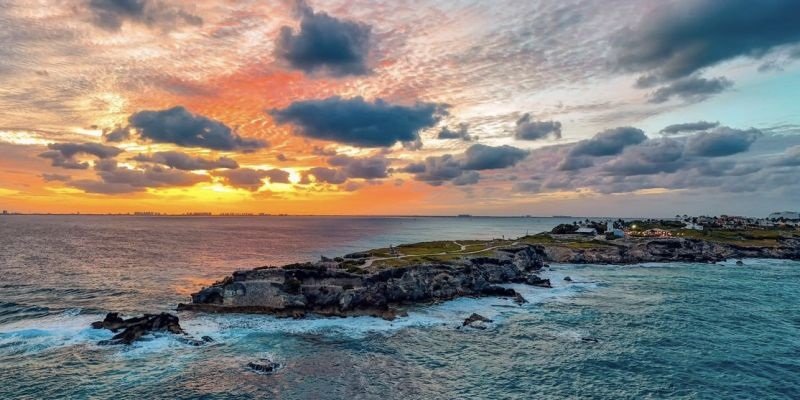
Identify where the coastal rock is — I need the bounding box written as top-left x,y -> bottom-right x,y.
247,359 -> 281,374
526,275 -> 552,288
180,235 -> 800,320
463,313 -> 493,329
180,244 -> 548,320
93,312 -> 185,345
514,292 -> 527,305
564,276 -> 572,282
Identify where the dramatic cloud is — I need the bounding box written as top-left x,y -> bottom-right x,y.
602,138 -> 687,176
104,126 -> 131,142
403,144 -> 528,186
128,106 -> 267,152
327,154 -> 389,179
684,127 -> 762,157
131,151 -> 238,170
462,144 -> 529,170
616,0 -> 800,83
559,127 -> 647,171
214,168 -> 289,191
275,1 -> 371,76
303,167 -> 348,184
437,123 -> 474,141
86,0 -> 202,32
70,161 -> 209,194
402,154 -> 469,186
649,76 -> 733,104
271,96 -> 446,148
661,121 -> 720,135
39,142 -> 124,170
514,114 -> 562,141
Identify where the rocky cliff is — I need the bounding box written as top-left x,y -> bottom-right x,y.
179,236 -> 800,319
178,245 -> 547,319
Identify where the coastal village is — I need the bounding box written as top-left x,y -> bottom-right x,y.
554,212 -> 800,241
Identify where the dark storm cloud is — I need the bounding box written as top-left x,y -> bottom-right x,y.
602,138 -> 687,176
103,126 -> 131,142
86,0 -> 202,32
615,0 -> 800,83
214,168 -> 289,191
38,142 -> 123,169
558,127 -> 646,171
327,154 -> 390,179
303,167 -> 348,184
270,96 -> 446,148
661,121 -> 720,135
128,106 -> 267,152
69,162 -> 209,194
131,151 -> 239,170
648,76 -> 732,104
569,127 -> 646,157
513,113 -> 562,141
684,127 -> 762,157
402,154 -> 470,186
275,1 -> 371,77
462,144 -> 529,170
403,144 -> 528,186
437,123 -> 474,141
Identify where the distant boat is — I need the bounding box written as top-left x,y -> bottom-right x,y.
552,215 -> 572,218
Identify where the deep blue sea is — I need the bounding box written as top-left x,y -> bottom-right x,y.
1,216 -> 798,399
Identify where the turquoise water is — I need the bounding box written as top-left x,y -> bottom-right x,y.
1,216 -> 799,399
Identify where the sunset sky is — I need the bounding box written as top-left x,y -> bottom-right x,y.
1,0 -> 799,216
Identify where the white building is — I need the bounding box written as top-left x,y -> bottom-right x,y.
684,222 -> 704,231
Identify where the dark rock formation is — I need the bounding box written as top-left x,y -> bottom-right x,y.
513,292 -> 527,305
179,235 -> 800,320
248,359 -> 281,374
462,313 -> 493,329
551,224 -> 578,234
179,245 -> 546,320
541,237 -> 800,264
91,312 -> 209,346
526,275 -> 552,288
564,276 -> 572,282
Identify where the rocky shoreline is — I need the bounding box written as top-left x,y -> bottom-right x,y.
178,235 -> 800,320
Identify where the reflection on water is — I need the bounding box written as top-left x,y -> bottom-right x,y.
1,216 -> 799,399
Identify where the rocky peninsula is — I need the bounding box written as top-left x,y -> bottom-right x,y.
178,225 -> 800,320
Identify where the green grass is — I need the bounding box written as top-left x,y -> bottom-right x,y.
674,228 -> 786,247
396,241 -> 462,255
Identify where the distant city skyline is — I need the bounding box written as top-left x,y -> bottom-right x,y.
1,0 -> 799,216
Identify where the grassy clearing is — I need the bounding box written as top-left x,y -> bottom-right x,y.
396,241 -> 462,255
674,229 -> 787,247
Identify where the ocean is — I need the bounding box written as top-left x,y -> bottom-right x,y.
1,216 -> 798,399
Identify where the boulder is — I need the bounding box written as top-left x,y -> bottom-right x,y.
462,313 -> 493,329
526,275 -> 552,288
92,312 -> 187,345
247,359 -> 281,374
513,292 -> 527,305
563,276 -> 572,282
